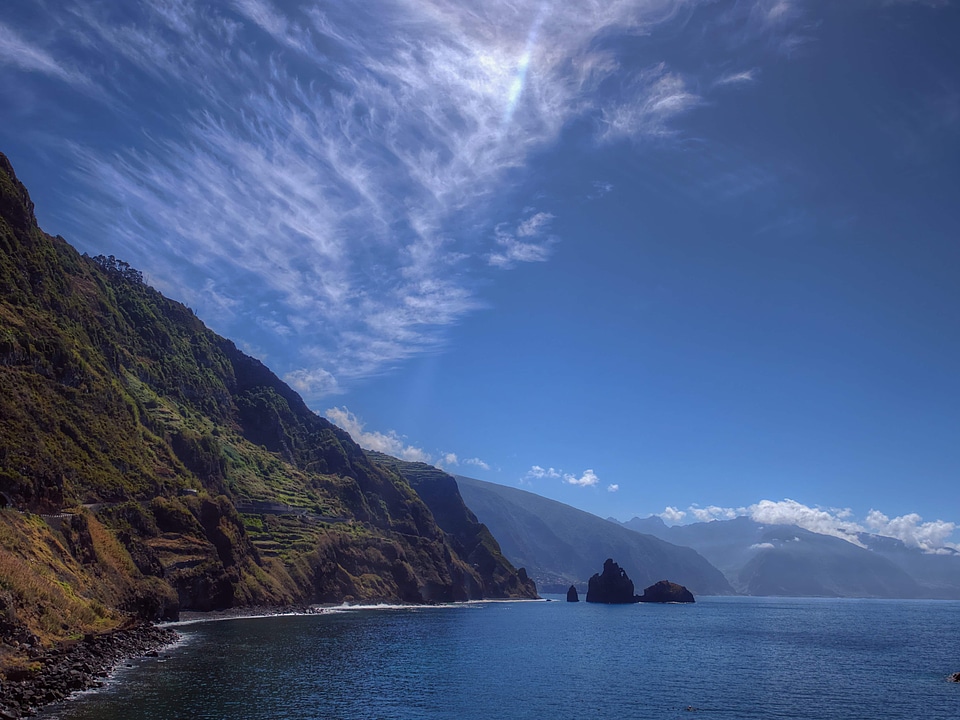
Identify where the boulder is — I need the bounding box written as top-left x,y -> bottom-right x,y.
586,558 -> 637,604
566,585 -> 579,602
637,580 -> 695,603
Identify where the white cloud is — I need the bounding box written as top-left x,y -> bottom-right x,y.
0,22 -> 89,86
588,180 -> 614,199
689,504 -> 740,522
437,452 -> 459,468
565,469 -> 600,487
464,457 -> 491,471
659,506 -> 687,524
524,465 -> 562,481
487,211 -> 558,269
599,63 -> 701,142
607,484 -> 619,493
679,498 -> 958,553
864,510 -> 958,553
749,542 -> 776,550
515,211 -> 554,237
747,499 -> 863,545
324,407 -> 431,463
715,68 -> 759,86
285,368 -> 342,397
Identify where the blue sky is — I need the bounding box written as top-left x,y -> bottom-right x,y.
2,0 -> 959,552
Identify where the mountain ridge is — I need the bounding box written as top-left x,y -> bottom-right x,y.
617,515 -> 960,598
454,475 -> 733,595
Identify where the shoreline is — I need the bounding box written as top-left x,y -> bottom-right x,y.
0,624 -> 179,719
170,597 -> 546,626
0,597 -> 545,717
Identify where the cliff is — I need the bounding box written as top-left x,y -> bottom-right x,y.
365,454 -> 538,599
0,152 -> 533,669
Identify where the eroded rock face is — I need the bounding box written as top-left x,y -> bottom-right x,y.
586,559 -> 637,604
566,585 -> 579,602
637,580 -> 695,603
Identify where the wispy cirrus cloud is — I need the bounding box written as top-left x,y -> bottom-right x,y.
715,68 -> 759,87
0,21 -> 89,86
1,0 -> 809,400
487,210 -> 557,268
599,62 -> 701,141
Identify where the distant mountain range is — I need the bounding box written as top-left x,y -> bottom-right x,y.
617,515 -> 960,599
454,476 -> 733,596
450,468 -> 960,599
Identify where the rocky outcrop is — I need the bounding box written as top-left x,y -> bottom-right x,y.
584,560 -> 695,604
566,585 -> 579,602
586,558 -> 637,604
455,476 -> 734,596
637,580 -> 695,603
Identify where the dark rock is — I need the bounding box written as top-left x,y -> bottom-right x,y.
949,672 -> 960,683
637,580 -> 695,603
566,585 -> 579,602
0,624 -> 179,718
586,558 -> 638,604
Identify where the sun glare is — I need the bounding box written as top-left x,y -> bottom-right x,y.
502,6 -> 545,127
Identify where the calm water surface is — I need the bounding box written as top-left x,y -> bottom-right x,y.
39,597 -> 960,720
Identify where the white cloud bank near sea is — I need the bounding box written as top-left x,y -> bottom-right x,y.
658,498 -> 959,553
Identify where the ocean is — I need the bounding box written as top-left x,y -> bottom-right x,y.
38,596 -> 960,720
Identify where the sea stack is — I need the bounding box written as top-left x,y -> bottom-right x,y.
637,580 -> 695,604
585,558 -> 637,604
566,585 -> 579,602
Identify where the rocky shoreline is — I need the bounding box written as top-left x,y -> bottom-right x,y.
0,624 -> 180,719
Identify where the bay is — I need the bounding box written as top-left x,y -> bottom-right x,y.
39,597 -> 960,720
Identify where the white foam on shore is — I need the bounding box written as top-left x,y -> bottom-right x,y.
36,633 -> 193,717
164,597 -> 544,626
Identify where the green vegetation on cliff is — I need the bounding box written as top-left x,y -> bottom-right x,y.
0,152 -> 535,669
366,453 -> 537,599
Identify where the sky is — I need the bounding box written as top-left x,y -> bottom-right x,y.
1,0 -> 959,552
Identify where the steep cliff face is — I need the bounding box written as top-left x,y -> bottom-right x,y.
365,454 -> 538,599
0,152 -> 532,662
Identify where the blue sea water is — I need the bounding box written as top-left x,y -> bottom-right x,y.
39,596 -> 960,720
